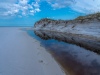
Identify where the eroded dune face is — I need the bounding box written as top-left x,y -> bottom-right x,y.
34,13 -> 100,53
34,13 -> 100,38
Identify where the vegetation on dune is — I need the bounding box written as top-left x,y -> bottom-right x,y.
76,12 -> 100,20
35,12 -> 100,25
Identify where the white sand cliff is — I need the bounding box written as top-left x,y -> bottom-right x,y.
0,27 -> 66,75
33,13 -> 100,53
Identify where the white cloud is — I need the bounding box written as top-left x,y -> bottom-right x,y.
71,0 -> 100,13
19,0 -> 28,5
33,2 -> 40,8
0,0 -> 41,17
35,8 -> 41,12
46,0 -> 74,9
45,0 -> 100,14
1,0 -> 100,17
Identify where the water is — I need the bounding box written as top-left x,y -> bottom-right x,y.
27,30 -> 100,75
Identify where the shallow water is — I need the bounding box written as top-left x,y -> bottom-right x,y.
27,30 -> 100,75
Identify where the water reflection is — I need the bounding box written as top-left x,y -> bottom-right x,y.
28,30 -> 100,75
34,30 -> 100,54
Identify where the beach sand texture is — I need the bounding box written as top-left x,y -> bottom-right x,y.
0,27 -> 65,75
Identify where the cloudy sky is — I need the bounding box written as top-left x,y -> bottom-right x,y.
0,0 -> 100,26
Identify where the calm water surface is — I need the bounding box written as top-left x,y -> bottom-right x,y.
27,30 -> 100,75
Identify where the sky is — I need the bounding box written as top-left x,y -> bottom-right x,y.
0,0 -> 100,26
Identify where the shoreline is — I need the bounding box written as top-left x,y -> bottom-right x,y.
33,13 -> 100,53
34,30 -> 100,54
32,29 -> 100,75
0,27 -> 66,75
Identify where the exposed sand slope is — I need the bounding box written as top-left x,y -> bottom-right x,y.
34,18 -> 100,38
0,27 -> 65,75
33,13 -> 100,53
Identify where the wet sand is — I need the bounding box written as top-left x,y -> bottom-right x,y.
0,27 -> 65,75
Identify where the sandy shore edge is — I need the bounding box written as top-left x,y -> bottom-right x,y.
0,27 -> 66,75
24,28 -> 66,75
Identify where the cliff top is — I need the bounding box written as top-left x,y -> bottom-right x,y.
35,12 -> 100,25
75,12 -> 100,20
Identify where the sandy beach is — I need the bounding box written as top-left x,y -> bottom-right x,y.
0,27 -> 65,75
